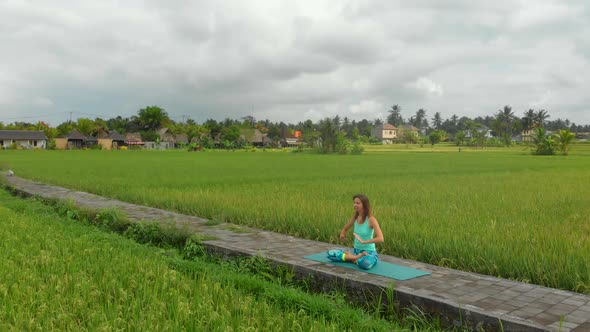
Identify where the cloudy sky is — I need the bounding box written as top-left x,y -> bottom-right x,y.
1,0 -> 589,126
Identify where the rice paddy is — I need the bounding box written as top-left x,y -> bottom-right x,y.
0,190 -> 440,331
1,144 -> 589,294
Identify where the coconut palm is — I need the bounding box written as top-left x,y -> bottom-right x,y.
492,105 -> 516,147
387,105 -> 403,126
555,129 -> 576,155
532,127 -> 556,155
431,112 -> 442,130
535,109 -> 550,127
522,109 -> 536,131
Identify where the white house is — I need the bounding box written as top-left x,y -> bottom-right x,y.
371,123 -> 398,144
0,130 -> 48,149
465,128 -> 493,139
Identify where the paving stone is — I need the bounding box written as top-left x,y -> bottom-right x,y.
571,322 -> 590,332
562,298 -> 589,307
530,312 -> 561,327
565,313 -> 589,324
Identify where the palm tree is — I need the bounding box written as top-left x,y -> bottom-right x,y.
535,109 -> 550,128
500,105 -> 515,121
555,129 -> 575,155
522,109 -> 536,131
318,117 -> 338,153
532,127 -> 556,155
387,105 -> 403,126
455,130 -> 466,146
493,105 -> 516,147
415,108 -> 428,129
432,112 -> 442,130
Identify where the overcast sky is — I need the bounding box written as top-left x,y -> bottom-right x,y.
1,0 -> 589,126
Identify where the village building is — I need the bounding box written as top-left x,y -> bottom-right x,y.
97,131 -> 127,150
240,128 -> 273,147
370,124 -> 398,144
125,132 -> 145,149
54,130 -> 87,149
0,130 -> 48,149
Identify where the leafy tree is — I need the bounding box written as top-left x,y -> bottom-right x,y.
356,119 -> 372,136
555,129 -> 575,155
455,130 -> 466,146
429,130 -> 447,147
138,106 -> 170,131
107,116 -> 130,134
402,130 -> 418,145
221,125 -> 241,143
203,119 -> 223,138
75,118 -> 95,136
56,122 -> 75,137
387,104 -> 403,126
241,115 -> 255,127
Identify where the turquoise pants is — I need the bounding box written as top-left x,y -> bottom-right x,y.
327,248 -> 379,270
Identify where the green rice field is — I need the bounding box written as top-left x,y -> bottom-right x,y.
2,144 -> 589,294
1,189 -> 435,331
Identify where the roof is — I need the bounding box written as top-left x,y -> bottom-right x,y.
0,130 -> 48,140
126,132 -> 143,143
399,124 -> 419,131
382,123 -> 397,130
175,133 -> 188,144
108,131 -> 126,141
160,132 -> 175,143
67,130 -> 87,140
241,129 -> 265,143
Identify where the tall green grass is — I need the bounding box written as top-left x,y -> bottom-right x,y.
1,190 -> 451,331
1,147 -> 589,294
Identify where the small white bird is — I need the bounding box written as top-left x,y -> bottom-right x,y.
7,169 -> 14,176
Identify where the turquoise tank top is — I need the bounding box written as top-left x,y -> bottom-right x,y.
353,217 -> 376,251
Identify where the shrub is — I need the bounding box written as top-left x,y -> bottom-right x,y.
350,142 -> 364,155
531,128 -> 556,155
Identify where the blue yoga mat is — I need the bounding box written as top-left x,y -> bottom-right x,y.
304,252 -> 431,281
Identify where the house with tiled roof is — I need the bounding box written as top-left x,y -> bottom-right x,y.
371,123 -> 398,144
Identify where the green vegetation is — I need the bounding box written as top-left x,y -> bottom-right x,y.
0,190 -> 455,331
2,146 -> 590,295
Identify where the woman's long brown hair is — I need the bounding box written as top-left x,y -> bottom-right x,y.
353,194 -> 372,222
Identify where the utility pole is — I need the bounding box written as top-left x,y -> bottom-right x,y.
69,112 -> 72,124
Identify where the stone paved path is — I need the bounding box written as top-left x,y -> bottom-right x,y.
4,176 -> 590,332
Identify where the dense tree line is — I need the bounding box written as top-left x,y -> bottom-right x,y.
1,105 -> 589,149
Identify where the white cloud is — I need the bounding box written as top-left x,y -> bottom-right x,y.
0,0 -> 589,125
303,109 -> 324,122
510,2 -> 579,30
348,100 -> 384,120
408,77 -> 444,97
31,97 -> 54,108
